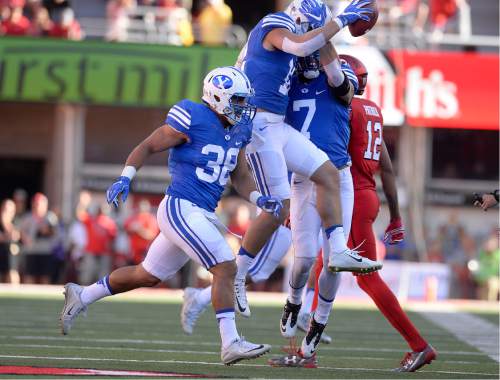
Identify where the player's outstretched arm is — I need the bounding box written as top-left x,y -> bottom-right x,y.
106,125 -> 187,207
265,0 -> 373,57
380,140 -> 405,244
230,150 -> 283,218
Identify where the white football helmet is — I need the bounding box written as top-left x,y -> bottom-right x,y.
202,66 -> 256,125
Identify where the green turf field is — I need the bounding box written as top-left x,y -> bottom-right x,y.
0,294 -> 498,379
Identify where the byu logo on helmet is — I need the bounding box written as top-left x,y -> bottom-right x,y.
212,75 -> 233,90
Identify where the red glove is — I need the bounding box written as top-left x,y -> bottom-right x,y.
384,218 -> 404,244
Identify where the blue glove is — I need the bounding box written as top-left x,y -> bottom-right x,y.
341,61 -> 359,93
256,195 -> 283,218
336,0 -> 373,27
106,176 -> 131,208
299,0 -> 328,29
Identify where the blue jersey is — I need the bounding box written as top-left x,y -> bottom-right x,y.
165,99 -> 252,211
241,12 -> 296,116
286,72 -> 351,168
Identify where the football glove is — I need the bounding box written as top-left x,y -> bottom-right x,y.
383,218 -> 405,245
106,176 -> 131,208
299,0 -> 329,29
336,0 -> 373,28
256,195 -> 283,218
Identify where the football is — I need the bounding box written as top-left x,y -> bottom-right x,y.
348,0 -> 379,37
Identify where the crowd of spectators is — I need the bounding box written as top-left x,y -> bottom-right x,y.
0,188 -> 497,301
0,0 -> 82,39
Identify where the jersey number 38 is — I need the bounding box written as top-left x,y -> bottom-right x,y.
196,144 -> 239,186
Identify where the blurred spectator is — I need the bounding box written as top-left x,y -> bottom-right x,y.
1,1 -> 31,36
65,195 -> 89,283
228,203 -> 250,237
49,207 -> 66,283
157,0 -> 194,46
0,199 -> 20,283
106,0 -> 135,42
437,212 -> 475,298
12,188 -> 28,222
27,5 -> 52,36
79,203 -> 117,285
124,199 -> 158,265
197,0 -> 232,46
48,7 -> 82,39
42,0 -> 70,18
19,193 -> 58,284
471,233 -> 500,301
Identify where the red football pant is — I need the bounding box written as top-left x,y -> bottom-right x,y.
350,189 -> 427,352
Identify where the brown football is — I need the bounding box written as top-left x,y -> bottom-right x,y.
348,0 -> 378,37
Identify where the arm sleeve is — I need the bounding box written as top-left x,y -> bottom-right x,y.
165,100 -> 193,138
281,33 -> 326,57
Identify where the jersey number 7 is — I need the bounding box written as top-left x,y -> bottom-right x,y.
364,121 -> 382,161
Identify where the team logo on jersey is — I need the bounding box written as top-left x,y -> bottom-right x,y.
212,75 -> 233,90
301,88 -> 309,94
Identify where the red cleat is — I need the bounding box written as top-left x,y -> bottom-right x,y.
393,345 -> 437,372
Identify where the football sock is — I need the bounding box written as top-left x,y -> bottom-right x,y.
301,287 -> 315,315
356,272 -> 428,352
80,276 -> 113,306
236,247 -> 254,280
314,268 -> 341,324
216,308 -> 239,349
325,225 -> 348,254
288,257 -> 315,305
196,286 -> 212,307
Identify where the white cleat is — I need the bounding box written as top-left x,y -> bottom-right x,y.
234,278 -> 250,318
280,300 -> 301,338
60,283 -> 87,335
328,248 -> 382,273
221,337 -> 271,365
181,287 -> 209,335
297,312 -> 332,344
300,316 -> 326,359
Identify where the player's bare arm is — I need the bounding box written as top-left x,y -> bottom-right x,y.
230,149 -> 258,202
379,140 -> 400,221
319,42 -> 355,105
125,124 -> 188,170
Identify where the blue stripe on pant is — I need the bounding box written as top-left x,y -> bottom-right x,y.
165,196 -> 214,268
247,153 -> 270,196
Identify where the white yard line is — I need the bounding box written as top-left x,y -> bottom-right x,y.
0,354 -> 496,377
0,335 -> 489,356
420,310 -> 499,362
1,343 -> 482,365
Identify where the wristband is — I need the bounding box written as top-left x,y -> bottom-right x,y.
323,58 -> 344,87
249,191 -> 262,205
121,166 -> 137,180
333,17 -> 345,29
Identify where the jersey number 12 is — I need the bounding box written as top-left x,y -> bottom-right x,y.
364,121 -> 382,161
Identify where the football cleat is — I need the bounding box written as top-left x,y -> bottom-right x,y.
280,300 -> 301,338
297,312 -> 332,344
234,277 -> 250,318
60,283 -> 87,335
268,353 -> 317,368
394,345 -> 437,372
328,247 -> 382,273
181,287 -> 209,335
221,337 -> 271,365
300,315 -> 326,358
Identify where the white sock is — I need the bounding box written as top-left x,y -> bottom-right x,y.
301,288 -> 315,315
196,286 -> 212,307
328,227 -> 348,255
314,295 -> 333,325
236,248 -> 254,280
80,276 -> 113,306
216,309 -> 240,348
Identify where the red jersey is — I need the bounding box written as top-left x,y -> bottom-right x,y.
348,97 -> 384,191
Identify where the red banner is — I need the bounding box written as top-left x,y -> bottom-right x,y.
388,51 -> 499,130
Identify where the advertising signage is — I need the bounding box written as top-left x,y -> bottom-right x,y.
0,37 -> 239,107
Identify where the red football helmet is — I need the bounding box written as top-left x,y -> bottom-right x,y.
339,54 -> 368,95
